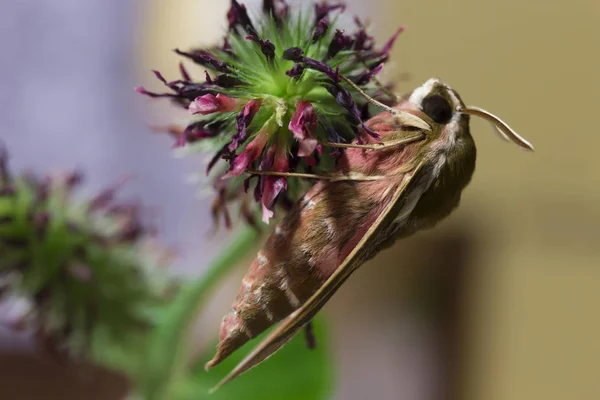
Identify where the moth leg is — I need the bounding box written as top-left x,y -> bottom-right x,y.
244,170 -> 385,182
370,75 -> 398,104
304,321 -> 317,350
320,131 -> 425,151
339,75 -> 431,131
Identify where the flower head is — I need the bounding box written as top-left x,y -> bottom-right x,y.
138,0 -> 404,225
0,150 -> 174,360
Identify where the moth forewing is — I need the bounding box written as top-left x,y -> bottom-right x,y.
210,160 -> 428,391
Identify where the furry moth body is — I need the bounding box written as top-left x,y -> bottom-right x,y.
207,78 -> 533,389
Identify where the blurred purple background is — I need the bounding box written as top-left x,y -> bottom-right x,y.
0,0 -> 217,271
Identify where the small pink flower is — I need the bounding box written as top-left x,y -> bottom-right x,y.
289,100 -> 318,157
229,129 -> 270,176
189,94 -> 239,115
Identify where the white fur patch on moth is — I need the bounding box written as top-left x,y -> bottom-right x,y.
230,310 -> 253,338
298,244 -> 317,267
263,307 -> 275,322
275,225 -> 284,235
252,283 -> 275,321
409,78 -> 439,107
242,277 -> 252,290
433,154 -> 447,177
276,267 -> 301,307
283,285 -> 301,308
323,218 -> 335,238
257,251 -> 268,268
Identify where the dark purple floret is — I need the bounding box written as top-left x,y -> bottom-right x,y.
174,121 -> 222,148
246,35 -> 276,62
205,72 -> 245,88
286,63 -> 305,78
350,63 -> 384,85
137,69 -> 233,104
315,109 -> 342,144
221,37 -> 234,56
174,49 -> 230,73
352,17 -> 374,51
177,83 -> 218,99
151,70 -> 169,86
207,145 -> 231,175
314,2 -> 346,22
215,75 -> 245,88
381,26 -> 405,57
325,84 -> 379,139
312,17 -> 329,43
228,0 -> 258,37
230,100 -> 262,152
263,0 -> 275,13
301,57 -> 339,81
135,86 -> 179,99
282,47 -> 304,62
360,102 -> 371,122
263,0 -> 289,24
179,63 -> 192,82
328,29 -> 353,59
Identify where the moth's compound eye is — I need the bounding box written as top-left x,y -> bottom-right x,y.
421,95 -> 453,124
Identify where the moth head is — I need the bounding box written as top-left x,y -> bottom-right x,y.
408,78 -> 534,151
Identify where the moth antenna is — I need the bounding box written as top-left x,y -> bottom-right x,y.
370,75 -> 398,103
339,74 -> 399,114
459,106 -> 534,151
339,74 -> 431,131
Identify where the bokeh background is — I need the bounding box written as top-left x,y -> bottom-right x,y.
1,0 -> 599,399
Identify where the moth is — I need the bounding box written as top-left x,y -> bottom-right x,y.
206,78 -> 533,390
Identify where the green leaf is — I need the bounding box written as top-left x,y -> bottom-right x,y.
136,227 -> 259,400
174,317 -> 334,400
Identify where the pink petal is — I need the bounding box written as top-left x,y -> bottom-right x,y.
261,176 -> 287,224
229,121 -> 271,176
289,100 -> 319,157
262,204 -> 274,224
189,94 -> 238,115
298,138 -> 318,157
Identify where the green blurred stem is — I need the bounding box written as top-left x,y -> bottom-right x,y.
181,226 -> 258,310
142,226 -> 259,400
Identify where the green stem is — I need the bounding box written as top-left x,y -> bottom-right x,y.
140,226 -> 259,400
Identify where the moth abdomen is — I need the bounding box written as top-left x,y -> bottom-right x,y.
206,244 -> 325,369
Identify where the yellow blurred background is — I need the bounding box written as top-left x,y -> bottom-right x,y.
137,1 -> 600,399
